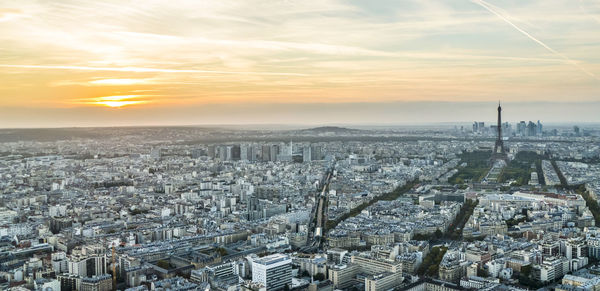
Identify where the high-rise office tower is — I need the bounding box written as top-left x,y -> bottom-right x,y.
231,145 -> 241,160
502,122 -> 511,136
240,144 -> 248,161
248,145 -> 257,161
517,121 -> 526,136
270,144 -> 279,161
217,146 -> 227,160
311,145 -> 323,161
261,145 -> 271,162
527,121 -> 537,137
303,146 -> 312,163
225,146 -> 233,161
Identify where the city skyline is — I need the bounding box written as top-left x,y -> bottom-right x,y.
1,0 -> 599,127
1,101 -> 600,129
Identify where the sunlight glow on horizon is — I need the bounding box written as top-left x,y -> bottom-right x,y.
96,100 -> 148,108
0,0 -> 599,126
74,95 -> 152,108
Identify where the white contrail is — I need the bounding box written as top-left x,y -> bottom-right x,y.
472,0 -> 599,80
0,64 -> 307,76
580,0 -> 600,24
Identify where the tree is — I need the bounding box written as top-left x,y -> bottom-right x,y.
518,264 -> 543,289
427,265 -> 438,276
417,246 -> 448,276
477,268 -> 488,277
327,179 -> 419,230
520,264 -> 532,276
156,260 -> 170,269
215,247 -> 228,256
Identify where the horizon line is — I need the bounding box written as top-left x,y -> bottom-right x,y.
0,121 -> 596,131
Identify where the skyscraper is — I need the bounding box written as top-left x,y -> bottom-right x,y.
231,145 -> 241,160
527,121 -> 537,137
270,144 -> 279,161
261,145 -> 271,162
502,122 -> 511,136
518,121 -> 527,136
240,144 -> 249,161
311,145 -> 323,161
207,145 -> 216,158
303,146 -> 312,163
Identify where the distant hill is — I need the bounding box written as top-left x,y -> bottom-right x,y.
295,126 -> 366,134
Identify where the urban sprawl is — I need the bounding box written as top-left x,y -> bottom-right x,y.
2,117 -> 600,291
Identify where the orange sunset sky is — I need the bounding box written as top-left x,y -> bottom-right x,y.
0,0 -> 599,127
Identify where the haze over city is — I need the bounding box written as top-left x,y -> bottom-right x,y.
1,0 -> 599,127
4,2 -> 600,291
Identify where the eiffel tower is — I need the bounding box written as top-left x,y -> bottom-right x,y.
491,102 -> 509,163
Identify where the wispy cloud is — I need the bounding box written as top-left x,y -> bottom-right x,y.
0,8 -> 26,22
89,78 -> 149,85
472,0 -> 599,81
0,64 -> 307,76
579,0 -> 600,24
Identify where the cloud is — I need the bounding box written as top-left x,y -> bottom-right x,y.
89,79 -> 150,85
0,8 -> 26,22
472,0 -> 599,81
579,0 -> 600,24
0,0 -> 598,127
0,64 -> 307,76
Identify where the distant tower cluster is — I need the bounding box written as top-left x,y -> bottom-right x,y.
206,142 -> 323,163
473,111 -> 544,137
515,120 -> 543,137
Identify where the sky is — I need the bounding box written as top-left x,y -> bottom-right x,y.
0,0 -> 599,127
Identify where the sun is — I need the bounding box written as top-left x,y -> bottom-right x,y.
98,100 -> 147,108
74,95 -> 150,108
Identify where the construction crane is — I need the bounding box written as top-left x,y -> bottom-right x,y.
112,242 -> 117,290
